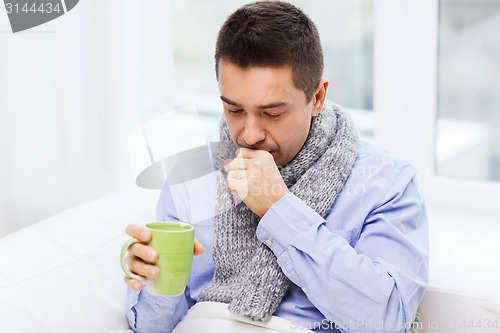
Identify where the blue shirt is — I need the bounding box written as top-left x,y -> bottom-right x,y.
126,141 -> 429,333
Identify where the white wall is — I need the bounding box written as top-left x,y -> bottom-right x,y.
0,0 -> 174,237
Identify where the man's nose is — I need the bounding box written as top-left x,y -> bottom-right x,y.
242,118 -> 266,146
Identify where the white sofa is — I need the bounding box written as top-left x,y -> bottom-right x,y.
0,188 -> 159,333
0,188 -> 498,333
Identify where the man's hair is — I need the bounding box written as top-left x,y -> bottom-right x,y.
215,1 -> 324,102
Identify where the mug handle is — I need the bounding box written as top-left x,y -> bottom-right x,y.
120,238 -> 148,283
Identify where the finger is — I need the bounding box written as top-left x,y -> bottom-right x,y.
226,152 -> 272,172
235,147 -> 250,157
225,179 -> 240,196
129,242 -> 158,263
124,276 -> 143,291
129,258 -> 160,279
238,149 -> 276,167
226,177 -> 248,198
125,224 -> 151,242
236,147 -> 269,159
227,169 -> 246,180
194,239 -> 205,256
226,177 -> 244,191
224,157 -> 246,171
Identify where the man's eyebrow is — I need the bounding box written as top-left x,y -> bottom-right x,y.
220,96 -> 288,109
257,101 -> 288,109
220,96 -> 241,107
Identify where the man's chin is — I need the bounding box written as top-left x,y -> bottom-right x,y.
270,152 -> 286,167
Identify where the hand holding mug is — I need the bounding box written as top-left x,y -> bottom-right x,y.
122,222 -> 204,295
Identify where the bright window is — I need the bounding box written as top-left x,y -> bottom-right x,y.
436,0 -> 500,183
373,0 -> 500,217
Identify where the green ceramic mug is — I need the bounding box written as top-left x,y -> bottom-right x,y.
120,221 -> 194,296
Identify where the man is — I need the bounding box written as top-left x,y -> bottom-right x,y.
124,1 -> 428,332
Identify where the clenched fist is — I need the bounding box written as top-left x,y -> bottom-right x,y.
225,148 -> 289,217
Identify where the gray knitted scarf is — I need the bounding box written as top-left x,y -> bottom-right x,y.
198,103 -> 358,322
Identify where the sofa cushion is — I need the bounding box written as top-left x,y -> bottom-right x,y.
0,188 -> 158,333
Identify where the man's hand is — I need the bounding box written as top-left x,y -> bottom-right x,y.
225,148 -> 289,217
123,224 -> 204,292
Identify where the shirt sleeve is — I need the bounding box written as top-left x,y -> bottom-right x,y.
125,185 -> 195,333
126,287 -> 194,333
256,165 -> 429,333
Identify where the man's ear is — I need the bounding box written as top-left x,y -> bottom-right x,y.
311,78 -> 329,117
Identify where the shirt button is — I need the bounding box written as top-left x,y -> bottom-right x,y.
301,287 -> 308,294
265,239 -> 273,247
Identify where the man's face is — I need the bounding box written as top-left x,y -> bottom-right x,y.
218,60 -> 323,166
